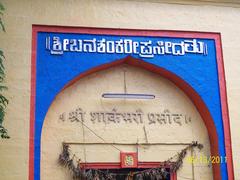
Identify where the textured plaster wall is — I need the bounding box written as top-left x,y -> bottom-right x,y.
0,0 -> 239,180
41,65 -> 212,180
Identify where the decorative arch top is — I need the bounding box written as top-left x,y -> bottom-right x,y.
30,25 -> 233,180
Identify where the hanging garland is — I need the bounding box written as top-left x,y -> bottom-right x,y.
58,141 -> 203,180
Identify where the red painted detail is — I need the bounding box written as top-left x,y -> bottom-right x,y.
32,25 -> 220,39
172,172 -> 177,180
215,35 -> 234,180
80,161 -> 174,169
29,27 -> 37,180
81,161 -> 178,169
120,152 -> 138,168
30,25 -> 234,180
62,58 -> 126,91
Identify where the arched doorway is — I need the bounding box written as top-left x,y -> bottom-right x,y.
41,63 -> 213,179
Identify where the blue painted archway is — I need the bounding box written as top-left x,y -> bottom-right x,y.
29,26 -> 234,180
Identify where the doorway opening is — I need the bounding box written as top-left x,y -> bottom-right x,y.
94,168 -> 170,180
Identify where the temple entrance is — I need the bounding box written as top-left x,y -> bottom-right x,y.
41,64 -> 213,180
96,168 -> 170,180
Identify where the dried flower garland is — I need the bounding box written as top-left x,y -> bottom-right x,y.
59,141 -> 203,180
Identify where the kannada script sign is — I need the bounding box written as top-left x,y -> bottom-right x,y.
46,36 -> 208,58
